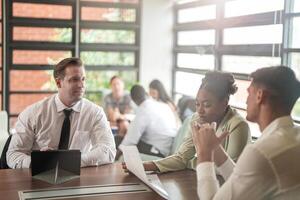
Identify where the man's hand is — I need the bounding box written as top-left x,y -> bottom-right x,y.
40,146 -> 54,151
192,122 -> 229,164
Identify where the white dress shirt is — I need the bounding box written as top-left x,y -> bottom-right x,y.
197,116 -> 300,200
7,94 -> 116,169
120,99 -> 177,156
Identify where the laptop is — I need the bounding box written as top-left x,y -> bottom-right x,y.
31,150 -> 81,184
122,146 -> 169,199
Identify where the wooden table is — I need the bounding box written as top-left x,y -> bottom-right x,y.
0,163 -> 198,200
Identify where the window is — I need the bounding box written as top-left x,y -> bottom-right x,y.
223,55 -> 281,74
79,0 -> 139,108
175,72 -> 203,97
173,0 -> 290,138
283,0 -> 300,121
4,0 -> 140,127
177,53 -> 214,70
178,5 -> 216,23
223,25 -> 283,45
291,17 -> 300,48
225,0 -> 284,18
178,30 -> 215,45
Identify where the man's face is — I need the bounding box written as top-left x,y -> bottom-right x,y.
111,78 -> 124,96
56,65 -> 86,105
246,82 -> 260,122
195,88 -> 227,124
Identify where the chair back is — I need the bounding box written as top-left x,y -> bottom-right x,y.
170,115 -> 192,154
0,111 -> 9,156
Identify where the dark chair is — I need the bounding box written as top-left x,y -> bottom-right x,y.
0,134 -> 12,169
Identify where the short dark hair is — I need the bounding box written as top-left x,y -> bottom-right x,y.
200,71 -> 238,100
250,66 -> 300,112
130,84 -> 146,104
53,57 -> 83,79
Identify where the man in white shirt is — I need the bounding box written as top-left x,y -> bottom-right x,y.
117,85 -> 177,159
7,57 -> 116,169
192,66 -> 300,199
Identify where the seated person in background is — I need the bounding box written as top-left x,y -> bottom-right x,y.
194,66 -> 300,200
141,71 -> 251,172
149,79 -> 177,112
149,79 -> 181,127
7,57 -> 116,169
116,84 -> 177,159
104,76 -> 133,124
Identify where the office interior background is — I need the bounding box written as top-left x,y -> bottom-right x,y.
0,0 -> 299,138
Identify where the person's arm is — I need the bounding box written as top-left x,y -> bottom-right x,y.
81,108 -> 116,167
119,111 -> 146,147
6,107 -> 35,169
107,107 -> 121,123
197,145 -> 275,200
153,134 -> 196,172
214,146 -> 235,180
153,117 -> 196,172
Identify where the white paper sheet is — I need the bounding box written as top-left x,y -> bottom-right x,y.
122,146 -> 169,199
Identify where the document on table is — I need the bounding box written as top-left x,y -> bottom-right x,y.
122,145 -> 169,199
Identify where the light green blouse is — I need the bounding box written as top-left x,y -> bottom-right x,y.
153,106 -> 251,172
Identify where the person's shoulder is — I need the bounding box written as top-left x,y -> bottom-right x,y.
103,92 -> 113,101
123,92 -> 132,101
255,126 -> 300,159
82,98 -> 104,113
226,107 -> 249,129
22,95 -> 54,113
19,95 -> 55,119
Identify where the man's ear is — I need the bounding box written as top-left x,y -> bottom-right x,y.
256,88 -> 268,105
55,78 -> 62,88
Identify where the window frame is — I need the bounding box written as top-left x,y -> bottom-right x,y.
1,0 -> 141,126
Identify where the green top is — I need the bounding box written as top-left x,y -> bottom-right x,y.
153,106 -> 251,172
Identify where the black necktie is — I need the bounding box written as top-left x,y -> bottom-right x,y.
58,109 -> 72,149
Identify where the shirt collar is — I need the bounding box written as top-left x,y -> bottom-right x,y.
55,94 -> 82,113
261,115 -> 294,138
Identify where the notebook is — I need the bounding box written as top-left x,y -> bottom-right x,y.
122,146 -> 169,199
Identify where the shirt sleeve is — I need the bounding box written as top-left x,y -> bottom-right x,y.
216,157 -> 235,181
81,108 -> 116,167
197,162 -> 219,200
6,106 -> 36,169
196,145 -> 276,200
153,133 -> 196,172
119,110 -> 147,147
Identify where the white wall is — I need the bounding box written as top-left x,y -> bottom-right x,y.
139,0 -> 174,93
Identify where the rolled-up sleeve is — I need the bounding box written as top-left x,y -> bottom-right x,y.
196,145 -> 276,200
7,107 -> 35,169
81,109 -> 116,167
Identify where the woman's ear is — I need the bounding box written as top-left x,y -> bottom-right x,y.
221,97 -> 229,109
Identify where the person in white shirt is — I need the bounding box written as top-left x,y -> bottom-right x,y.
117,84 -> 177,159
7,57 -> 116,169
193,66 -> 300,200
